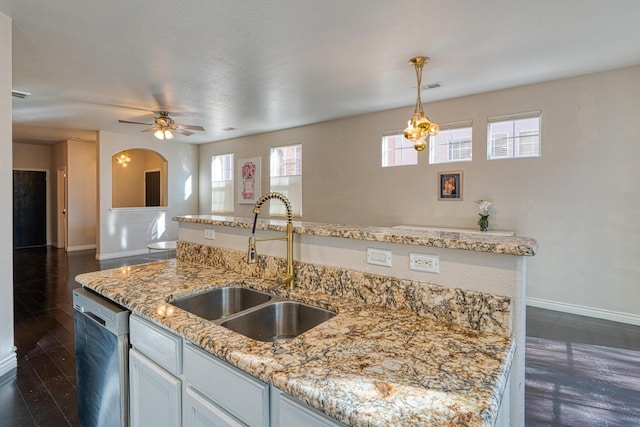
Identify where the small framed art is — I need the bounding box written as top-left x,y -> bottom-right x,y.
238,157 -> 261,204
438,170 -> 463,201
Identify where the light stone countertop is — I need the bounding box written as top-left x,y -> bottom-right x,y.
76,259 -> 514,427
173,215 -> 538,257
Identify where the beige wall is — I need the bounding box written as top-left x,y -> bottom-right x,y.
199,66 -> 640,323
112,149 -> 146,208
67,139 -> 97,250
51,141 -> 67,248
13,142 -> 51,169
112,149 -> 168,208
0,11 -> 15,375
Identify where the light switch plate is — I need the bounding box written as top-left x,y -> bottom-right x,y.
367,248 -> 392,267
204,229 -> 215,240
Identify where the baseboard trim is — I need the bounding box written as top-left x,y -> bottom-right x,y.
527,297 -> 640,326
67,244 -> 97,252
0,351 -> 17,379
97,248 -> 148,260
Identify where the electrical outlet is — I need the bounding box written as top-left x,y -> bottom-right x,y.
409,253 -> 439,273
204,229 -> 215,240
367,248 -> 392,267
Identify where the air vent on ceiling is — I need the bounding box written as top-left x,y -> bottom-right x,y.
420,82 -> 443,91
12,90 -> 31,99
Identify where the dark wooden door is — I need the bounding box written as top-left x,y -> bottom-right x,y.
13,170 -> 47,248
145,170 -> 161,207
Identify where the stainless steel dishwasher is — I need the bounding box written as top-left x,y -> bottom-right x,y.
74,287 -> 130,427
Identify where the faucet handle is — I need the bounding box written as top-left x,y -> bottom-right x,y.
276,274 -> 294,289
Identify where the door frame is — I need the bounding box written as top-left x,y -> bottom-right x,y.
13,168 -> 50,247
57,167 -> 67,250
144,168 -> 161,207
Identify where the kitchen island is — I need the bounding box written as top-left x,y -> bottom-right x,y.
77,216 -> 536,426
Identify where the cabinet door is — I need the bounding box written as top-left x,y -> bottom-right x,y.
184,386 -> 244,427
130,348 -> 182,427
271,387 -> 345,427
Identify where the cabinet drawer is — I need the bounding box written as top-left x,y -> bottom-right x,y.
130,315 -> 182,376
184,343 -> 269,427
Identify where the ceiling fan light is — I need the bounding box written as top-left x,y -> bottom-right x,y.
164,130 -> 174,140
154,129 -> 165,140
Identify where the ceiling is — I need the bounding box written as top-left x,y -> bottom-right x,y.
2,0 -> 640,145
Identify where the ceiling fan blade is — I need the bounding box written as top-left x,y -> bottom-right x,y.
178,130 -> 194,136
142,127 -> 158,133
119,119 -> 154,126
176,124 -> 205,131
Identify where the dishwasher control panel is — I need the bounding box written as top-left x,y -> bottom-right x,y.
73,287 -> 130,335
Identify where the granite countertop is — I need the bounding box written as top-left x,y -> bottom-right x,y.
173,214 -> 538,257
76,259 -> 514,427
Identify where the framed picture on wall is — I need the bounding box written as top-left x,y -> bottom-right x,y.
438,170 -> 463,201
238,157 -> 261,204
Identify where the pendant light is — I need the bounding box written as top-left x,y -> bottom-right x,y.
115,151 -> 132,167
403,56 -> 439,151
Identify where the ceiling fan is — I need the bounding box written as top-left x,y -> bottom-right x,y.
119,111 -> 205,140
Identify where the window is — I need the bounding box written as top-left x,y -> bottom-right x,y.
429,122 -> 472,164
270,144 -> 302,217
488,112 -> 541,159
211,153 -> 234,213
381,133 -> 417,167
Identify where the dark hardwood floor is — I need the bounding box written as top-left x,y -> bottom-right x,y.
2,247 -> 169,427
1,246 -> 639,426
525,307 -> 640,426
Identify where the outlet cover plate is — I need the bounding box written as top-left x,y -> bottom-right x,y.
204,229 -> 215,240
367,248 -> 392,267
409,253 -> 439,273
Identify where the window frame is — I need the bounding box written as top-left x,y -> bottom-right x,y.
269,144 -> 302,217
381,131 -> 418,167
487,111 -> 541,160
210,153 -> 234,214
428,121 -> 473,165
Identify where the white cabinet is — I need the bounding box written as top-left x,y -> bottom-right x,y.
130,348 -> 182,427
271,386 -> 346,427
183,343 -> 270,427
129,317 -> 344,427
129,315 -> 183,427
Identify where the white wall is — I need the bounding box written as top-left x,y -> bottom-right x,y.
97,131 -> 199,258
0,11 -> 15,376
199,66 -> 640,323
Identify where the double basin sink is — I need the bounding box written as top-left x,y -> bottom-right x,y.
170,286 -> 336,343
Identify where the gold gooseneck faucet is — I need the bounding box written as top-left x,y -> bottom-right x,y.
247,192 -> 295,289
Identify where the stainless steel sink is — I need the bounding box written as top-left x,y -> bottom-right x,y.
170,286 -> 271,320
220,301 -> 336,343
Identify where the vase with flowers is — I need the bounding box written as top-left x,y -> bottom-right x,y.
475,199 -> 491,231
